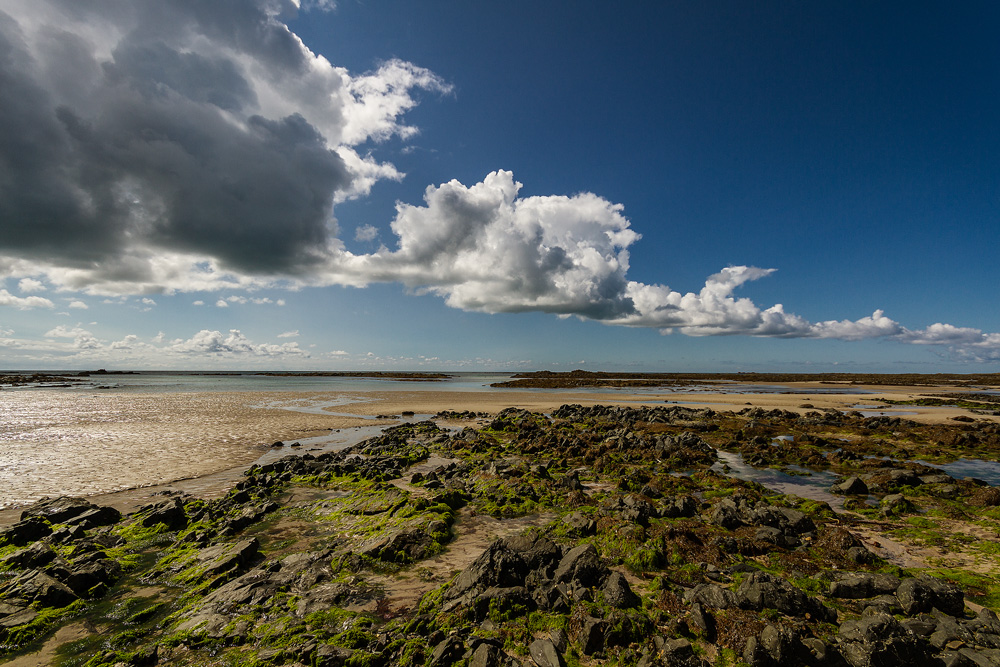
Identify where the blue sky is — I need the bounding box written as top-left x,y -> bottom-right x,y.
0,1 -> 998,371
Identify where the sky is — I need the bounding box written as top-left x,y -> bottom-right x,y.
0,0 -> 998,372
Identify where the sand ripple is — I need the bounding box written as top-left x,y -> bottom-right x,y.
0,390 -> 369,509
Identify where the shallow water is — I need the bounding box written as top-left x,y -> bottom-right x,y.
0,389 -> 377,509
928,459 -> 1000,486
711,450 -> 843,508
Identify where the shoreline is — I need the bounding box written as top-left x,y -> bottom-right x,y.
4,386 -> 1000,664
2,382 -> 996,527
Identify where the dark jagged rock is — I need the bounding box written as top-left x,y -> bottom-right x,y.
601,571 -> 640,609
0,541 -> 57,570
737,571 -> 837,622
136,496 -> 188,530
1,570 -> 77,607
553,543 -> 606,589
831,476 -> 870,496
19,496 -> 121,529
896,575 -> 965,617
0,517 -> 52,547
829,572 -> 901,599
838,611 -> 937,666
529,637 -> 565,667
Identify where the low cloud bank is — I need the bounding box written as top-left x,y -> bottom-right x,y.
0,1 -> 997,362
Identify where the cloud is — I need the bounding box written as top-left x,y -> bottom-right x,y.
0,289 -> 55,310
3,326 -> 307,364
277,330 -> 299,338
336,171 -> 638,319
167,329 -> 307,358
0,2 -> 996,364
0,0 -> 449,292
18,278 -> 45,292
355,225 -> 379,242
68,300 -> 88,309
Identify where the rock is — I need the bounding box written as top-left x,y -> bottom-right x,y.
444,534 -> 556,608
660,495 -> 698,519
896,575 -> 965,617
8,496 -> 119,533
571,615 -> 606,655
737,571 -> 836,622
0,541 -> 57,570
358,525 -> 437,563
2,570 -> 78,607
562,511 -> 596,536
191,538 -> 260,580
469,643 -> 516,667
315,644 -> 355,667
600,571 -> 640,609
503,533 -> 562,576
829,572 -> 901,599
137,497 -> 188,530
48,556 -> 123,597
880,493 -> 916,515
550,628 -> 569,653
831,476 -> 869,495
470,586 -> 535,622
688,602 -> 716,640
969,487 -> 1000,507
553,543 -> 606,589
529,638 -> 565,667
0,517 -> 52,547
0,606 -> 38,630
838,611 -> 936,666
429,636 -> 465,666
709,498 -> 743,529
684,583 -> 742,610
847,545 -> 879,565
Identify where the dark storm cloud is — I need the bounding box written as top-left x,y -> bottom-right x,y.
0,0 -> 436,281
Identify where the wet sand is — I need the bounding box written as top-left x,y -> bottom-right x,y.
1,382 -> 995,527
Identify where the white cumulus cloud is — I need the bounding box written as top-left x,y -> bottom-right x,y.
0,289 -> 55,310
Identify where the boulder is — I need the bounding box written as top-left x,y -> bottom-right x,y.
601,571 -> 640,609
137,497 -> 188,530
553,543 -> 606,589
896,575 -> 965,617
831,477 -> 869,496
428,636 -> 465,667
838,612 -> 936,666
737,571 -> 836,622
0,517 -> 52,547
0,541 -> 57,570
829,573 -> 901,599
659,495 -> 698,519
969,487 -> 1000,507
529,638 -> 565,667
189,538 -> 260,580
358,525 -> 437,563
469,643 -> 517,667
3,570 -> 77,607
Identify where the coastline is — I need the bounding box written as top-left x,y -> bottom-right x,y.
4,382 -> 1000,665
2,381 -> 995,526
